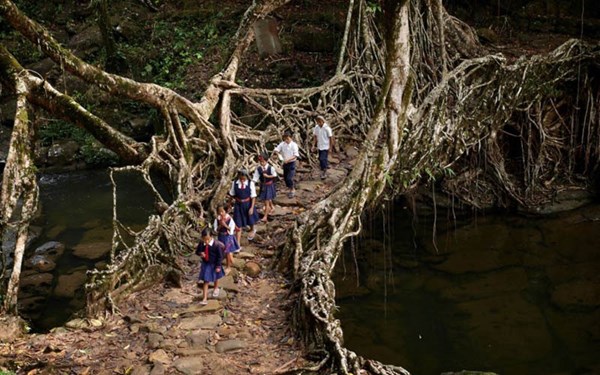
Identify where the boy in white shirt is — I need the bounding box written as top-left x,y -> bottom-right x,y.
273,131 -> 299,198
312,115 -> 334,179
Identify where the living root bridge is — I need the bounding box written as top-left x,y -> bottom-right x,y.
277,19 -> 600,375
1,0 -> 599,374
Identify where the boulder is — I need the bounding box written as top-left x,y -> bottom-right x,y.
254,17 -> 282,57
54,270 -> 87,298
173,357 -> 205,375
65,318 -> 90,330
20,273 -> 53,288
244,261 -> 261,277
17,295 -> 46,312
185,332 -> 210,349
67,25 -> 102,53
149,349 -> 170,364
27,254 -> 57,272
533,189 -> 594,214
47,140 -> 80,166
26,58 -> 55,77
45,225 -> 66,239
72,242 -> 111,260
231,257 -> 246,270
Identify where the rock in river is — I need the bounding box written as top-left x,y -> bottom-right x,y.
54,270 -> 87,298
72,241 -> 111,260
26,254 -> 56,272
34,241 -> 65,258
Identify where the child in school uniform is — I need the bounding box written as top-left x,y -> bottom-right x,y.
252,152 -> 277,222
273,131 -> 299,198
213,204 -> 240,271
229,168 -> 260,242
196,228 -> 225,305
312,115 -> 334,180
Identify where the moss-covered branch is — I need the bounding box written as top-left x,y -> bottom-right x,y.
0,46 -> 146,164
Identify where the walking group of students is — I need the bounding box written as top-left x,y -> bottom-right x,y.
195,116 -> 335,305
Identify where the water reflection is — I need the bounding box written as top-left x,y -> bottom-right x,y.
334,204 -> 600,375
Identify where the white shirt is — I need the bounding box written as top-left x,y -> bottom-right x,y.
313,124 -> 333,151
274,141 -> 299,162
213,214 -> 236,235
252,163 -> 277,183
229,179 -> 257,198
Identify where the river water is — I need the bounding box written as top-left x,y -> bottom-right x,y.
19,170 -> 155,331
333,203 -> 600,375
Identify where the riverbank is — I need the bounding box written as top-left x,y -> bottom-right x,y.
0,150 -> 355,374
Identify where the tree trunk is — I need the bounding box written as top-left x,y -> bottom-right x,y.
96,0 -> 124,73
0,71 -> 38,315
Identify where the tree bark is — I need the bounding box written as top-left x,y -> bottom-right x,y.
0,72 -> 38,315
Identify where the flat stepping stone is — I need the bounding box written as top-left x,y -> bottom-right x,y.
180,300 -> 222,316
270,205 -> 292,216
215,339 -> 246,353
237,251 -> 255,259
218,276 -> 241,293
173,357 -> 206,375
327,168 -> 347,181
179,314 -> 221,330
231,258 -> 246,270
273,195 -> 298,207
186,332 -> 211,349
297,180 -> 324,191
163,289 -> 191,304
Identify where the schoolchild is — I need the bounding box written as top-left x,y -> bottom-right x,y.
195,228 -> 225,305
213,204 -> 241,271
273,131 -> 299,198
312,115 -> 334,179
252,152 -> 277,222
229,168 -> 260,242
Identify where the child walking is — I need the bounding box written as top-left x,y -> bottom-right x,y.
213,204 -> 240,272
273,131 -> 299,198
312,115 -> 334,179
196,228 -> 225,305
229,168 -> 260,242
252,152 -> 277,222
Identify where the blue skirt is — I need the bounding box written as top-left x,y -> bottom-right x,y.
218,233 -> 241,254
233,200 -> 259,228
198,262 -> 225,282
259,184 -> 276,201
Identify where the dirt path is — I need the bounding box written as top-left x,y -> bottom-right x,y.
0,148 -> 356,375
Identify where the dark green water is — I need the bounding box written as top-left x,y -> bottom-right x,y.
20,170 -> 156,330
334,204 -> 600,375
